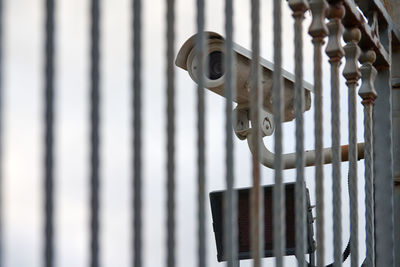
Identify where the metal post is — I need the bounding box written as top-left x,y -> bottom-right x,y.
132,0 -> 143,265
325,3 -> 345,267
90,1 -> 101,266
224,0 -> 238,266
0,0 -> 3,265
195,4 -> 206,267
308,1 -> 328,265
379,3 -> 400,265
273,0 -> 285,265
288,1 -> 308,266
165,0 -> 176,266
44,1 -> 56,266
358,49 -> 378,267
373,26 -> 395,267
391,45 -> 400,267
342,27 -> 361,267
250,0 -> 263,266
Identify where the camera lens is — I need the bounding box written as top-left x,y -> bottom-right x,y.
207,51 -> 224,80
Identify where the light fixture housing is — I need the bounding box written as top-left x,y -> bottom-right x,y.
209,183 -> 315,262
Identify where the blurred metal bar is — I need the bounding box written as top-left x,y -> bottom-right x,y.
325,2 -> 345,267
358,49 -> 378,267
391,37 -> 400,267
195,1 -> 206,267
272,0 -> 285,265
386,5 -> 400,264
90,0 -> 101,267
0,0 -> 3,265
308,1 -> 328,265
44,0 -> 55,266
363,102 -> 375,267
373,27 -> 394,266
250,0 -> 263,266
166,0 -> 176,266
223,0 -> 238,266
342,27 -> 361,267
288,0 -> 308,266
132,0 -> 143,265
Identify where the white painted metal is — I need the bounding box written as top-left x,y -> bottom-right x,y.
175,32 -> 312,122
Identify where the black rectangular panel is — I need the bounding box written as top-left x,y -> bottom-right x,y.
209,183 -> 315,262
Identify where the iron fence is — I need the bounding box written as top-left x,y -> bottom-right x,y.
0,0 -> 399,266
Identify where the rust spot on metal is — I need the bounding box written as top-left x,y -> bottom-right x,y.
357,143 -> 365,160
340,143 -> 365,161
341,144 -> 349,161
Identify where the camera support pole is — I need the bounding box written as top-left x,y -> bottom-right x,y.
233,106 -> 365,170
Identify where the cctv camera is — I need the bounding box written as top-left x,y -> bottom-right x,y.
175,32 -> 313,122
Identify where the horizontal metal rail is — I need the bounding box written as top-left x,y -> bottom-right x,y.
343,0 -> 390,66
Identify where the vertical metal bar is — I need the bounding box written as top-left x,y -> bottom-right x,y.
166,0 -> 175,265
273,0 -> 285,265
325,3 -> 344,267
342,28 -> 361,267
391,47 -> 400,267
0,0 -> 3,265
393,86 -> 400,266
395,183 -> 400,267
90,0 -> 101,266
373,31 -> 395,265
289,1 -> 308,266
223,0 -> 238,266
374,68 -> 395,267
44,0 -> 55,266
330,47 -> 342,267
132,0 -> 142,265
358,49 -> 377,267
250,0 -> 263,266
308,1 -> 328,266
363,103 -> 374,267
195,1 -> 206,267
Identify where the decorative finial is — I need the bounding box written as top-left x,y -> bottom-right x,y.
343,27 -> 361,84
358,50 -> 378,102
325,3 -> 345,61
309,0 -> 329,40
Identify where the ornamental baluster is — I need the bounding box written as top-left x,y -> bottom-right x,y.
342,27 -> 361,267
325,2 -> 345,266
308,0 -> 328,265
358,50 -> 377,267
288,0 -> 309,266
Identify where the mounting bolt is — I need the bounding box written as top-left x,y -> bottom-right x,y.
260,110 -> 274,136
263,117 -> 271,130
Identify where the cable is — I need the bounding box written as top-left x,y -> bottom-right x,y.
300,171 -> 363,267
306,239 -> 350,267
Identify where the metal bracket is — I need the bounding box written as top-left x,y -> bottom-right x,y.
233,105 -> 275,140
259,108 -> 275,137
233,106 -> 250,140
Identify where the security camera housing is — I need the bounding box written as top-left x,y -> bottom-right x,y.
175,31 -> 313,122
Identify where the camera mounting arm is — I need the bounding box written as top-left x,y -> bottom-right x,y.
234,106 -> 365,169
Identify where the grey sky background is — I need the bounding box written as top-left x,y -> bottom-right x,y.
3,0 -> 367,266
